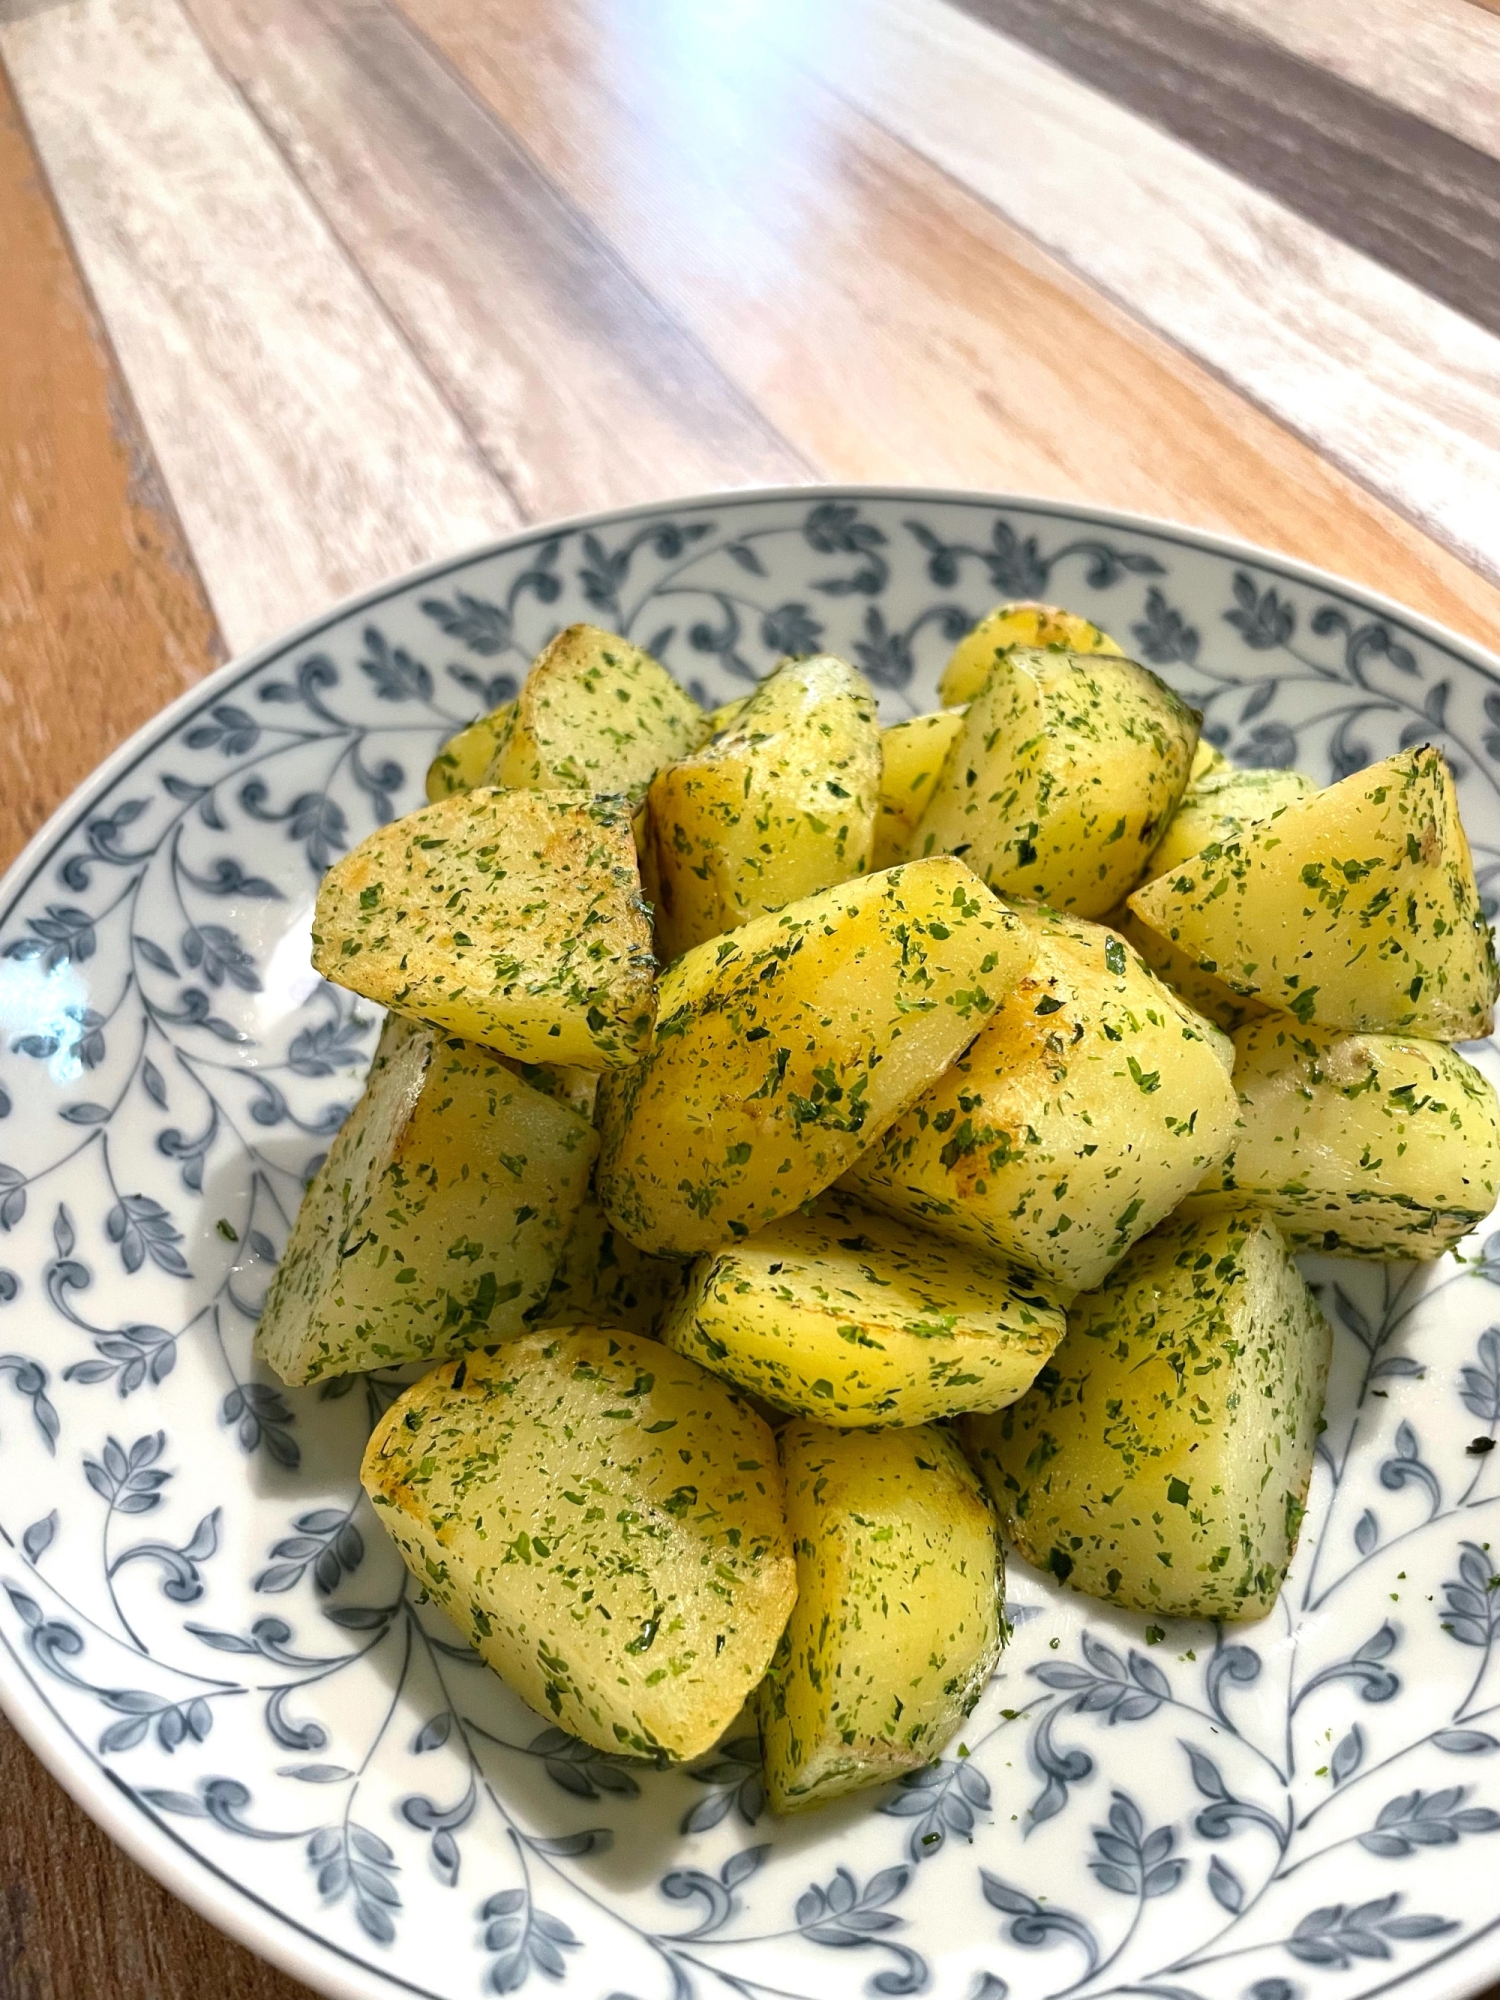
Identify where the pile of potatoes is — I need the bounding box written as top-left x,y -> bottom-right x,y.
256,606 -> 1500,1814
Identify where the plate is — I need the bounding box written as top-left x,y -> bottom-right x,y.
4,487 -> 1500,2000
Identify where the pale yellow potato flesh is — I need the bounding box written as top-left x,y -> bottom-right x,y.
1107,905 -> 1268,1034
363,1332 -> 795,1761
426,702 -> 515,801
255,1018 -> 597,1384
845,904 -> 1237,1293
1141,766 -> 1314,885
939,600 -> 1122,707
760,1421 -> 1002,1812
595,858 -> 1032,1256
1198,1016 -> 1500,1257
1126,748 -> 1500,1039
659,1188 -> 1066,1426
312,789 -> 656,1067
913,647 -> 1199,918
873,708 -> 966,868
963,1205 -> 1330,1621
531,1184 -> 687,1337
1190,738 -> 1230,783
647,654 -> 881,959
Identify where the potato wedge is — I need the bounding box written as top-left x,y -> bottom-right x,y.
1197,1017 -> 1500,1257
530,1185 -> 686,1336
913,647 -> 1199,918
1190,738 -> 1230,783
873,708 -> 966,869
939,600 -> 1122,707
484,623 -> 706,803
256,1019 -> 597,1384
963,1204 -> 1330,1620
1142,766 -> 1314,885
659,1188 -> 1065,1426
760,1422 -> 1002,1811
704,694 -> 750,733
426,702 -> 515,802
596,858 -> 1030,1256
1107,907 -> 1267,1034
1126,748 -> 1499,1038
647,654 -> 881,959
312,788 -> 656,1067
845,904 -> 1237,1294
362,1331 -> 795,1760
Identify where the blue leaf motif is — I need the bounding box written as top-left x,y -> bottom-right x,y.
979,1872 -> 1099,1974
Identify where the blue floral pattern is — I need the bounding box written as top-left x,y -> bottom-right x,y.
3,489 -> 1500,2000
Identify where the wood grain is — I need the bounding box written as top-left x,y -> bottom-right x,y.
0,0 -> 519,656
394,0 -> 1500,655
178,0 -> 808,523
0,52 -> 222,869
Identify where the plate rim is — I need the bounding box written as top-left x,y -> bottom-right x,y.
5,481 -> 1500,2000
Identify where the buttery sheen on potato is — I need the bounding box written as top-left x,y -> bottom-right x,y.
312,788 -> 657,1067
846,905 -> 1237,1294
760,1422 -> 1002,1812
939,600 -> 1122,707
647,654 -> 881,959
913,647 -> 1200,918
873,708 -> 967,869
426,702 -> 515,801
964,1205 -> 1330,1620
1199,1017 -> 1500,1256
256,1019 -> 596,1384
596,858 -> 1030,1256
659,1189 -> 1066,1426
1126,748 -> 1500,1039
363,1332 -> 795,1761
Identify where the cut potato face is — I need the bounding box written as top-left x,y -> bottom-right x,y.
659,1188 -> 1066,1426
704,694 -> 750,734
1198,1017 -> 1500,1257
964,1205 -> 1330,1621
873,708 -> 966,869
1143,766 -> 1314,884
939,600 -> 1122,707
255,1019 -> 597,1384
760,1422 -> 1002,1812
647,654 -> 881,959
914,647 -> 1199,918
530,1185 -> 687,1337
596,858 -> 1031,1256
362,1331 -> 795,1761
845,904 -> 1238,1294
482,623 -> 706,805
426,703 -> 515,802
1190,738 -> 1230,783
1107,906 -> 1267,1034
312,788 -> 657,1067
1126,748 -> 1499,1039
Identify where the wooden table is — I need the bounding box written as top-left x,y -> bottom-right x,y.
3,0 -> 1500,1990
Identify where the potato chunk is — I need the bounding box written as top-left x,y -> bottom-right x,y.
846,905 -> 1237,1294
873,708 -> 966,868
596,859 -> 1030,1256
1198,1017 -> 1500,1257
913,648 -> 1199,918
256,1020 -> 597,1385
1190,738 -> 1230,783
1142,766 -> 1314,884
530,1185 -> 686,1337
1126,748 -> 1499,1039
484,623 -> 706,804
963,1205 -> 1330,1620
313,788 -> 656,1067
426,702 -> 515,802
660,1189 -> 1065,1426
647,654 -> 881,959
760,1422 -> 1002,1812
362,1331 -> 795,1761
940,601 -> 1122,707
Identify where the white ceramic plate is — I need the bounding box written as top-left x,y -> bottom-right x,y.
4,488 -> 1500,2000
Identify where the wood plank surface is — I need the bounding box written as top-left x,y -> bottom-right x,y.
395,0 -> 1500,654
0,0 -> 519,656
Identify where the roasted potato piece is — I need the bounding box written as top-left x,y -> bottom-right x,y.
1126,748 -> 1499,1039
913,647 -> 1199,918
845,905 -> 1237,1294
647,654 -> 881,959
659,1188 -> 1065,1426
1107,908 -> 1266,1034
362,1331 -> 795,1761
1198,1017 -> 1500,1257
530,1185 -> 686,1336
1190,738 -> 1230,783
426,702 -> 515,802
939,601 -> 1122,707
760,1422 -> 1002,1812
313,789 -> 656,1067
596,858 -> 1030,1256
1142,766 -> 1314,884
963,1205 -> 1330,1620
256,1019 -> 597,1385
873,708 -> 966,868
704,694 -> 750,734
483,623 -> 706,803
